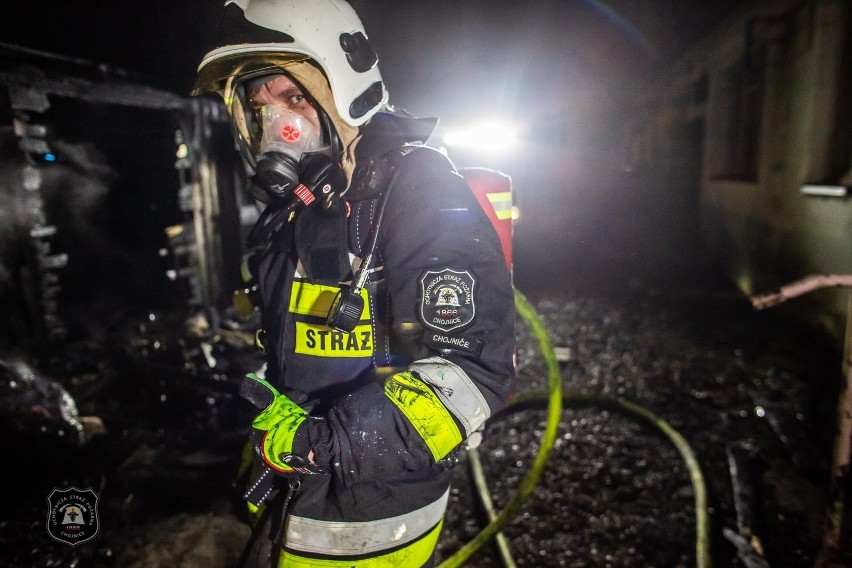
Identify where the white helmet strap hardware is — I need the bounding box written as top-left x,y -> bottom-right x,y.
350,82 -> 384,120
339,32 -> 377,73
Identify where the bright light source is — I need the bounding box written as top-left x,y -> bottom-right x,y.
443,120 -> 519,153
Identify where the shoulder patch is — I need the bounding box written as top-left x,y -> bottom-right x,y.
419,268 -> 476,332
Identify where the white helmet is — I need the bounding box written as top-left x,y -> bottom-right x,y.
193,0 -> 388,127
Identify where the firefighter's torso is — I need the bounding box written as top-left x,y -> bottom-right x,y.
248,141 -> 516,566
256,145 -> 437,399
257,192 -> 391,399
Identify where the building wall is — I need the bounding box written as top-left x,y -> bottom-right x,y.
633,0 -> 851,345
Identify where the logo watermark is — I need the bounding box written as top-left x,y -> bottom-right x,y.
46,486 -> 100,546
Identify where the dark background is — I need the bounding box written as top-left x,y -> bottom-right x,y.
0,0 -> 748,295
1,1 -> 743,115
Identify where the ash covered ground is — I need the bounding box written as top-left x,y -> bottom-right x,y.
3,231 -> 851,567
438,259 -> 846,567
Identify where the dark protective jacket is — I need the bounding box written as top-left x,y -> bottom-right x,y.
253,110 -> 516,566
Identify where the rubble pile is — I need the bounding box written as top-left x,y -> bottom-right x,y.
2,263 -> 847,567
438,264 -> 843,567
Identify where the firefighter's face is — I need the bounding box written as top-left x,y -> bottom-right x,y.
247,74 -> 321,135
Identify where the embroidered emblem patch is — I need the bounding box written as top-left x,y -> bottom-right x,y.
419,268 -> 476,332
46,486 -> 100,546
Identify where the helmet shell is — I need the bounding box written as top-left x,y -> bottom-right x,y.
195,0 -> 388,127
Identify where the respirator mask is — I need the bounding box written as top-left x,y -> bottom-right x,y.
247,104 -> 325,204
220,67 -> 341,205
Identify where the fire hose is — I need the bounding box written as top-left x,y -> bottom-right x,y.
437,287 -> 712,568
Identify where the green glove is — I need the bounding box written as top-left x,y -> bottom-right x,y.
241,373 -> 324,474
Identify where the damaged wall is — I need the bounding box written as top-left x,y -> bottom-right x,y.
623,0 -> 852,346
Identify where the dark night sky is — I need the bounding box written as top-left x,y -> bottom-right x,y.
0,1 -> 744,120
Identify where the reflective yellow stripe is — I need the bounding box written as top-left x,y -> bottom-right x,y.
486,191 -> 512,220
279,520 -> 443,567
289,281 -> 371,319
384,372 -> 462,460
295,322 -> 373,357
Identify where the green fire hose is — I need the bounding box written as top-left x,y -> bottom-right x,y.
437,287 -> 711,568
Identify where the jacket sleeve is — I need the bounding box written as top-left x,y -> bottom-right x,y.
296,147 -> 516,485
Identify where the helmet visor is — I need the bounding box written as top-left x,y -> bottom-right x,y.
191,51 -> 311,98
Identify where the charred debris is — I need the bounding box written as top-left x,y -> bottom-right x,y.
0,42 -> 262,513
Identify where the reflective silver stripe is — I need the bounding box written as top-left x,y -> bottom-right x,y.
409,356 -> 491,436
285,488 -> 449,555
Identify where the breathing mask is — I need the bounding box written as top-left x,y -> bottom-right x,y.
248,104 -> 323,203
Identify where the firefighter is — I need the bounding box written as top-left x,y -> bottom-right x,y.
192,1 -> 515,566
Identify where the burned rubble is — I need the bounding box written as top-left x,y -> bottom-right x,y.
2,253 -> 849,567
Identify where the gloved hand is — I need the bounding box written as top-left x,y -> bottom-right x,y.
240,373 -> 328,475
